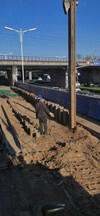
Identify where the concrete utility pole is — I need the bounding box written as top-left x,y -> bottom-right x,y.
63,0 -> 78,130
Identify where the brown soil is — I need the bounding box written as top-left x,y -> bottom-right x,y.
0,91 -> 100,216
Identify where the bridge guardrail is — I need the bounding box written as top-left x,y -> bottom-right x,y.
0,55 -> 89,64
0,55 -> 68,62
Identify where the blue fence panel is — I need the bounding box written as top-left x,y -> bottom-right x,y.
88,98 -> 100,120
15,82 -> 100,121
76,95 -> 90,114
29,85 -> 69,108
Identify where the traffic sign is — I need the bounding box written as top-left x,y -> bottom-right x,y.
93,61 -> 100,66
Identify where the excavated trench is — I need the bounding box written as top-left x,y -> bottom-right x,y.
0,87 -> 100,216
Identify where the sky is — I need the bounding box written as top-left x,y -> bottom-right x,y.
0,0 -> 100,59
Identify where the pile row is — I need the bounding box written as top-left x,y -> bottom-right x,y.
7,99 -> 40,138
12,87 -> 69,125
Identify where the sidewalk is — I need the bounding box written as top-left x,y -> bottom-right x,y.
77,115 -> 100,138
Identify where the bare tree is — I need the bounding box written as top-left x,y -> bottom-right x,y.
76,54 -> 82,61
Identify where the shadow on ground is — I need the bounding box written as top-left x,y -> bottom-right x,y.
0,154 -> 99,216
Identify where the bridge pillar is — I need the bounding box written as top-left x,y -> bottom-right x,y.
29,71 -> 32,80
12,66 -> 18,85
7,70 -> 12,86
64,70 -> 68,88
50,68 -> 68,88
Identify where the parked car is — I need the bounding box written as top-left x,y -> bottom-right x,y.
76,82 -> 80,87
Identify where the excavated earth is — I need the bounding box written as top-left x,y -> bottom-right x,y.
0,87 -> 100,216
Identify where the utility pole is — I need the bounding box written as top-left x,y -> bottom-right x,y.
63,0 -> 78,130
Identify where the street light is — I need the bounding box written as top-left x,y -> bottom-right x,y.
4,26 -> 37,83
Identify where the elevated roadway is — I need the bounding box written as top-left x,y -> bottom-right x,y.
0,55 -> 95,87
0,55 -> 87,66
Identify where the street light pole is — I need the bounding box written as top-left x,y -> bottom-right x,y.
19,29 -> 24,83
4,26 -> 37,83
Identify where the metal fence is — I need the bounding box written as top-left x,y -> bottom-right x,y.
0,55 -> 90,66
0,55 -> 68,62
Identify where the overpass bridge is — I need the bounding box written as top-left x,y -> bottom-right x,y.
0,55 -> 93,87
0,55 -> 88,67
